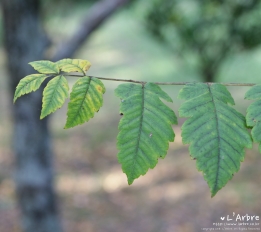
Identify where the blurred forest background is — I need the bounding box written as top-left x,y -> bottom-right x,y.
1,0 -> 261,232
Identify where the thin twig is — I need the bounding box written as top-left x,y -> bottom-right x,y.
63,74 -> 256,86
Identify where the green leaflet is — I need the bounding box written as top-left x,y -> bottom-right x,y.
14,74 -> 48,102
115,83 -> 177,185
29,60 -> 60,74
56,59 -> 91,75
41,75 -> 69,119
65,76 -> 105,129
245,84 -> 261,152
178,83 -> 252,197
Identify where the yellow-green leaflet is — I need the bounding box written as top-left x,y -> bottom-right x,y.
29,60 -> 60,74
14,74 -> 48,102
56,59 -> 91,75
65,76 -> 105,129
41,75 -> 69,119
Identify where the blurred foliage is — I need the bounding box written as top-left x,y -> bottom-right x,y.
41,0 -> 135,14
41,0 -> 96,5
40,0 -> 95,21
145,0 -> 261,81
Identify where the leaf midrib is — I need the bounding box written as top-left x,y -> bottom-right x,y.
208,84 -> 221,196
40,62 -> 59,73
130,85 -> 145,182
43,76 -> 62,114
68,77 -> 91,126
16,75 -> 44,98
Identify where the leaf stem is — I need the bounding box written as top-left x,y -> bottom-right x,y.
63,74 -> 256,86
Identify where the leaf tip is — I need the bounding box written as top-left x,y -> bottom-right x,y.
63,124 -> 70,129
64,121 -> 75,129
127,177 -> 134,185
40,114 -> 45,120
211,191 -> 217,198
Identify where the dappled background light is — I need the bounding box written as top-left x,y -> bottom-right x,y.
1,0 -> 261,232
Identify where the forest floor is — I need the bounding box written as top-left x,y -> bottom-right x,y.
1,8 -> 261,232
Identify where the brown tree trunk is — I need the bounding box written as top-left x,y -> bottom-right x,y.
1,1 -> 62,232
1,0 -> 130,231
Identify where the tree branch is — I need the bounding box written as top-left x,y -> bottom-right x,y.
52,0 -> 130,61
63,74 -> 256,86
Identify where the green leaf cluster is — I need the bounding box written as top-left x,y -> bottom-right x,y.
14,59 -> 261,197
14,59 -> 103,128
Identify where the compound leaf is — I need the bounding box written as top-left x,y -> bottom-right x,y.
57,59 -> 91,74
245,84 -> 261,152
14,74 -> 48,103
65,76 -> 105,129
40,75 -> 69,119
29,60 -> 60,74
115,83 -> 177,185
179,83 -> 252,197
